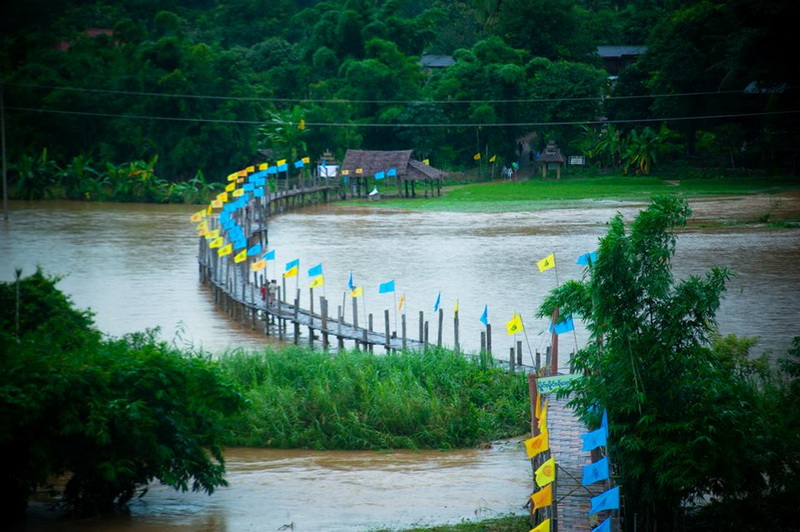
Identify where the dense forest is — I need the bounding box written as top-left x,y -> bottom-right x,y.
1,0 -> 798,186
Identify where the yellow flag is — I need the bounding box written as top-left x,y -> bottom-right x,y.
539,400 -> 549,433
209,237 -> 223,249
355,168 -> 363,174
422,159 -> 430,165
298,119 -> 305,130
190,210 -> 204,223
225,182 -> 236,192
535,457 -> 556,488
473,152 -> 481,160
251,258 -> 266,272
216,192 -> 228,203
309,275 -> 324,289
218,244 -> 232,257
524,431 -> 549,459
342,169 -> 350,175
233,249 -> 247,263
534,392 -> 542,419
530,484 -> 553,509
258,163 -> 268,170
489,154 -> 497,163
276,159 -> 287,166
529,518 -> 551,532
227,173 -> 238,181
506,314 -> 524,335
232,188 -> 244,198
206,203 -> 212,216
398,292 -> 406,311
237,170 -> 247,177
245,165 -> 255,173
198,228 -> 207,237
537,253 -> 555,273
454,299 -> 459,317
205,229 -> 220,240
284,265 -> 298,278
196,220 -> 208,231
211,199 -> 223,209
350,285 -> 363,298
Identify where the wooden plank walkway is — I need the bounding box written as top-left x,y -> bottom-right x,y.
547,394 -> 606,531
207,273 -> 426,351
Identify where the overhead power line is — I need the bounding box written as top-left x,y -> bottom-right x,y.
8,82 -> 792,105
7,105 -> 800,127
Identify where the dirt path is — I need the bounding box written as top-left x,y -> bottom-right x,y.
686,191 -> 800,226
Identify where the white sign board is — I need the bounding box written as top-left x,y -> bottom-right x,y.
318,165 -> 338,178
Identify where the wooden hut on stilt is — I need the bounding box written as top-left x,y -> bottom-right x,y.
340,149 -> 447,198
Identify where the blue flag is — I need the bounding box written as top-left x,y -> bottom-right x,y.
233,238 -> 247,250
581,426 -> 607,451
387,168 -> 397,177
433,292 -> 441,313
285,258 -> 299,271
479,305 -> 488,327
592,518 -> 611,532
582,457 -> 610,486
243,183 -> 255,192
601,409 -> 609,438
577,251 -> 598,265
247,243 -> 263,256
348,271 -> 355,291
379,280 -> 395,294
550,316 -> 574,335
267,166 -> 278,175
264,249 -> 276,261
589,486 -> 620,515
294,160 -> 304,169
308,263 -> 323,278
374,171 -> 385,180
254,188 -> 265,198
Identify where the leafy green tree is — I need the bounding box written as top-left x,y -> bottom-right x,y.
0,270 -> 245,519
527,58 -> 608,150
493,0 -> 596,61
537,196 -> 777,530
258,105 -> 310,163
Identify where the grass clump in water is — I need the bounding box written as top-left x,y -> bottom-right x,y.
220,346 -> 530,450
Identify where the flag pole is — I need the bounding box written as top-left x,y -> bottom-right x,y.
553,252 -> 560,287
519,315 -> 536,367
393,291 -> 398,334
362,291 -> 367,330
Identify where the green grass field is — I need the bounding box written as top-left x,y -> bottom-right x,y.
367,176 -> 800,212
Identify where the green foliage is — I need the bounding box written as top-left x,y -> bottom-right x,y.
220,346 -> 530,450
0,271 -> 245,518
537,196 -> 800,530
2,0 -> 799,184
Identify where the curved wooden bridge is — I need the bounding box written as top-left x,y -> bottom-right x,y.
196,180 -> 549,367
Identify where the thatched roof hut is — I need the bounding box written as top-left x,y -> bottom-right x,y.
341,149 -> 446,198
538,140 -> 565,179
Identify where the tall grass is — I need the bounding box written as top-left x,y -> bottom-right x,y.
219,346 -> 530,450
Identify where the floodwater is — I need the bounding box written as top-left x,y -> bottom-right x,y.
16,443 -> 530,531
2,200 -> 798,361
2,199 -> 799,530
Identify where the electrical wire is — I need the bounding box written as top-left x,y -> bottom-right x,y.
7,82 -> 794,105
7,105 -> 800,128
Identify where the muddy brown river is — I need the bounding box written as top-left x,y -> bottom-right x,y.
2,198 -> 799,530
